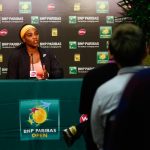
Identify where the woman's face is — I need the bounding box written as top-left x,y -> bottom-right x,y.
23,28 -> 39,48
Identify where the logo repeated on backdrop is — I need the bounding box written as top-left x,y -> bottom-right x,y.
35,17 -> 62,23
106,41 -> 110,49
78,16 -> 99,23
78,67 -> 94,73
31,16 -> 39,24
74,54 -> 80,62
19,1 -> 32,14
48,3 -> 55,11
20,99 -> 60,141
0,0 -> 123,78
106,16 -> 114,24
96,1 -> 109,13
69,66 -> 95,75
31,16 -> 62,24
1,42 -> 21,49
1,68 -> 8,74
74,3 -> 80,11
78,42 -> 99,48
100,26 -> 112,38
69,16 -> 99,24
69,66 -> 77,74
51,28 -> 58,37
0,54 -> 3,62
0,4 -> 2,12
97,51 -> 109,64
69,41 -> 77,49
40,42 -> 62,49
69,41 -> 99,49
0,29 -> 8,36
69,16 -> 77,24
1,17 -> 24,23
78,28 -> 86,36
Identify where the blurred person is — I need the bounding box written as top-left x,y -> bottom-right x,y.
107,67 -> 150,150
91,23 -> 147,150
6,24 -> 64,79
79,62 -> 118,150
63,57 -> 119,149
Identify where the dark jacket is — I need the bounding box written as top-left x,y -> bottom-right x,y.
6,46 -> 64,79
79,63 -> 119,115
79,63 -> 119,150
106,68 -> 149,150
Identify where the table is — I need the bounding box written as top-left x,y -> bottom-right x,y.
0,79 -> 86,150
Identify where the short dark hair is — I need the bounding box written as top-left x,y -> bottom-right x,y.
109,23 -> 146,67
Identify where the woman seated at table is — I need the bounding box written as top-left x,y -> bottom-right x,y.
6,24 -> 64,80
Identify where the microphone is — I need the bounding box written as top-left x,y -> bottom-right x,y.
30,53 -> 34,71
30,53 -> 36,78
62,114 -> 88,147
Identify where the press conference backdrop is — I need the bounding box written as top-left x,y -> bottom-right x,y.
0,79 -> 85,150
0,0 -> 122,78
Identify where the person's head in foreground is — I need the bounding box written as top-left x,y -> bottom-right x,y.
109,23 -> 147,68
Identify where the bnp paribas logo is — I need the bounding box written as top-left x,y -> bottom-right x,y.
19,1 -> 32,14
69,66 -> 77,75
106,16 -> 114,24
69,16 -> 77,24
31,16 -> 39,24
20,99 -> 60,140
97,51 -> 109,64
69,41 -> 77,49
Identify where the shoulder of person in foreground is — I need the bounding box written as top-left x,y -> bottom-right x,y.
109,67 -> 150,150
79,63 -> 119,114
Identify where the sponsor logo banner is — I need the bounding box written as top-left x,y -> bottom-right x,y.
69,66 -> 77,74
1,42 -> 21,48
97,51 -> 109,64
0,54 -> 3,62
0,4 -> 2,12
20,99 -> 60,140
1,67 -> 8,74
69,66 -> 95,74
74,3 -> 80,11
78,67 -> 94,73
51,28 -> 58,36
1,17 -> 24,23
40,42 -> 62,49
100,26 -> 112,38
106,16 -> 114,24
19,2 -> 32,14
96,1 -> 109,13
31,16 -> 62,24
69,41 -> 99,49
78,28 -> 86,36
69,16 -> 99,24
74,54 -> 80,62
48,3 -> 55,11
0,29 -> 8,36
